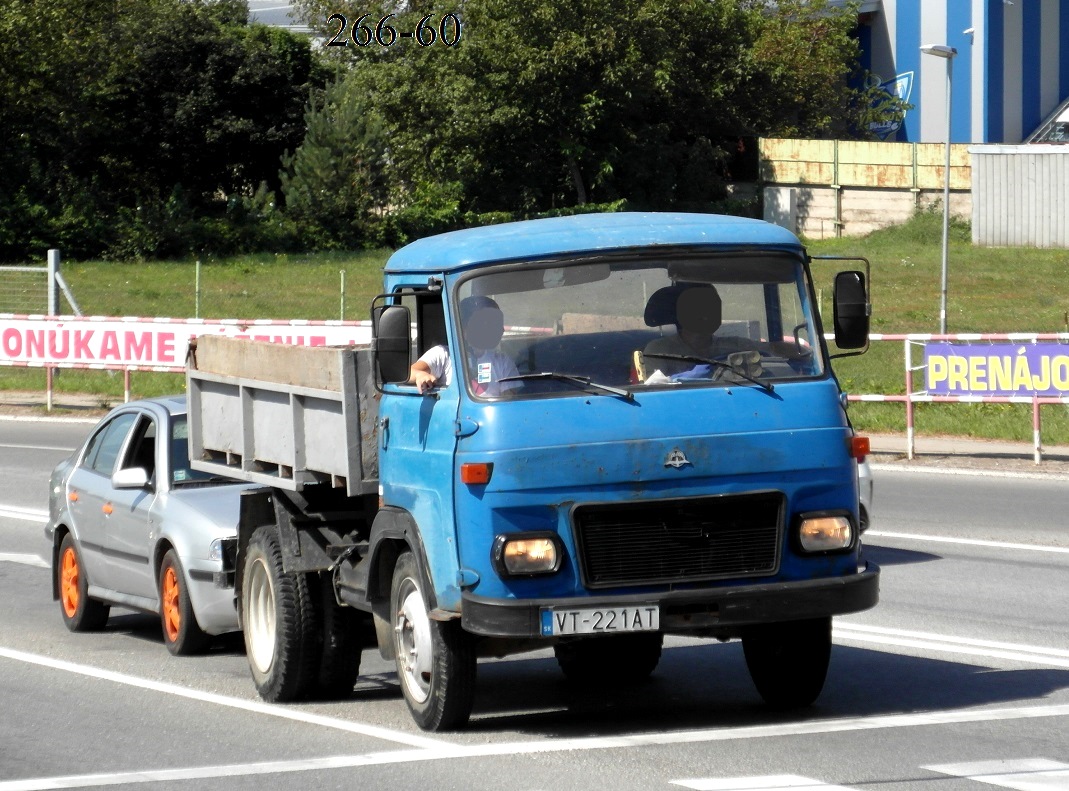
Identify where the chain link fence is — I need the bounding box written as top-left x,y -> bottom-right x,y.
1,251 -> 387,322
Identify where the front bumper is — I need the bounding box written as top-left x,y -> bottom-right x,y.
461,562 -> 879,638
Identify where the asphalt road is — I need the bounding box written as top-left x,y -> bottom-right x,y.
2,417 -> 1067,791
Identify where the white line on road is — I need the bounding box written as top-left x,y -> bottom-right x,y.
871,462 -> 1069,482
0,442 -> 76,452
0,553 -> 48,568
0,504 -> 48,523
0,647 -> 447,751
834,624 -> 1069,668
866,530 -> 1069,554
3,702 -> 1069,790
924,758 -> 1069,790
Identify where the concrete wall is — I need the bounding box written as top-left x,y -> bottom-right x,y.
759,138 -> 972,240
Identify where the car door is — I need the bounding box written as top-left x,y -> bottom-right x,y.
102,412 -> 162,602
64,410 -> 140,592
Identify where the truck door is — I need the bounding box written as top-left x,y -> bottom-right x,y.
376,289 -> 463,602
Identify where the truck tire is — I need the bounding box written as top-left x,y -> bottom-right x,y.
242,526 -> 317,702
390,551 -> 476,731
308,574 -> 364,700
742,616 -> 831,709
554,633 -> 663,683
58,533 -> 110,632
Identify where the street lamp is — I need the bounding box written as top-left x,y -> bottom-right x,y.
920,44 -> 957,335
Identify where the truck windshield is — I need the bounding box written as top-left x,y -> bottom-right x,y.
455,252 -> 824,398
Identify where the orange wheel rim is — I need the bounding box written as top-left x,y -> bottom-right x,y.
60,546 -> 80,618
162,566 -> 181,642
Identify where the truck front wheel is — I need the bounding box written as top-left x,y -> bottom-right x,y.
242,527 -> 316,702
390,551 -> 476,731
742,616 -> 831,709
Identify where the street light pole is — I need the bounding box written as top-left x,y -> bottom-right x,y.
920,44 -> 957,335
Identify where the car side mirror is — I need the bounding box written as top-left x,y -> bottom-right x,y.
373,304 -> 412,384
832,271 -> 870,350
112,467 -> 150,490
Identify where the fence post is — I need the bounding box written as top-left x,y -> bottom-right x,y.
1033,396 -> 1042,464
47,249 -> 60,316
904,338 -> 915,459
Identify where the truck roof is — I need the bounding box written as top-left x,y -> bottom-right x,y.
384,212 -> 804,274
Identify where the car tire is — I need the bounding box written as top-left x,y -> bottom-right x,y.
242,526 -> 316,702
554,633 -> 663,683
159,549 -> 210,656
58,533 -> 110,632
742,616 -> 831,709
390,551 -> 476,731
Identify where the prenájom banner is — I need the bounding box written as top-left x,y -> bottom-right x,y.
925,343 -> 1069,396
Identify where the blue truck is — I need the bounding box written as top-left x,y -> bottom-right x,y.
186,212 -> 878,731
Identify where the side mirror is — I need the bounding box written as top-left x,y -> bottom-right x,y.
832,271 -> 870,350
373,304 -> 412,384
112,467 -> 150,490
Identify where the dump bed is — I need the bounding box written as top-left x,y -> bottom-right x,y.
186,336 -> 379,496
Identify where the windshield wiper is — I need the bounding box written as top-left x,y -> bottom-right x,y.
643,352 -> 775,393
500,372 -> 634,401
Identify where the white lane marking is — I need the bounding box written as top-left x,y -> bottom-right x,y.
3,703 -> 1069,790
834,624 -> 1069,668
924,758 -> 1069,790
871,462 -> 1069,482
672,776 -> 854,790
0,416 -> 98,425
0,647 -> 446,751
867,530 -> 1069,554
0,443 -> 76,452
0,553 -> 48,568
4,705 -> 1069,790
0,504 -> 49,523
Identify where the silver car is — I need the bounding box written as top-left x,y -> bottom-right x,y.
858,457 -> 874,533
45,395 -> 248,655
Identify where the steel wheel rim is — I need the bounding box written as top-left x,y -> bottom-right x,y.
394,578 -> 432,704
245,556 -> 276,675
161,566 -> 181,642
60,546 -> 79,618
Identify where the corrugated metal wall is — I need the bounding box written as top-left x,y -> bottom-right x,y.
970,146 -> 1069,247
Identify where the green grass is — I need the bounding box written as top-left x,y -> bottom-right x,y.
5,210 -> 1069,443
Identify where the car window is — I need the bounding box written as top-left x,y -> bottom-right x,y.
81,412 -> 139,476
169,415 -> 217,485
120,415 -> 157,481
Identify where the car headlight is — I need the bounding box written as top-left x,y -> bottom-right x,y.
492,533 -> 562,576
796,514 -> 854,553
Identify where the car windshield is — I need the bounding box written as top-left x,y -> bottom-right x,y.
455,252 -> 824,398
169,415 -> 233,486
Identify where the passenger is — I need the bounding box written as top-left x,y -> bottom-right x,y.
409,295 -> 521,396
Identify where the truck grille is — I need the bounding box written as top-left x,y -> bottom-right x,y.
573,492 -> 784,589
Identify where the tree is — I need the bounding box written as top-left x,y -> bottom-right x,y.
0,0 -> 325,260
290,0 -> 899,224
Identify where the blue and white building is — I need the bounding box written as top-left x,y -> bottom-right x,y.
853,0 -> 1069,143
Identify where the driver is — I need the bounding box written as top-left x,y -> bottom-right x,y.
643,284 -> 757,376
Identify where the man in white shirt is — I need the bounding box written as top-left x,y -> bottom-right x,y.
409,295 -> 520,397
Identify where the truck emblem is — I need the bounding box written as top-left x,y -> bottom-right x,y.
664,449 -> 691,468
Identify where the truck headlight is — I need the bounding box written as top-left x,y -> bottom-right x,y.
492,533 -> 562,576
797,514 -> 854,553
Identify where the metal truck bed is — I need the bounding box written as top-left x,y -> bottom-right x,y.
186,336 -> 379,496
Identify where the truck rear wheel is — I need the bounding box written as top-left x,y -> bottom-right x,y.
309,574 -> 364,700
554,633 -> 663,683
742,616 -> 831,709
242,527 -> 316,702
390,551 -> 476,731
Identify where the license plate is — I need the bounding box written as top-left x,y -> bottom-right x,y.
540,605 -> 659,636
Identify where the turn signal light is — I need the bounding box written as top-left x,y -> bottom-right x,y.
460,462 -> 492,485
850,435 -> 870,461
